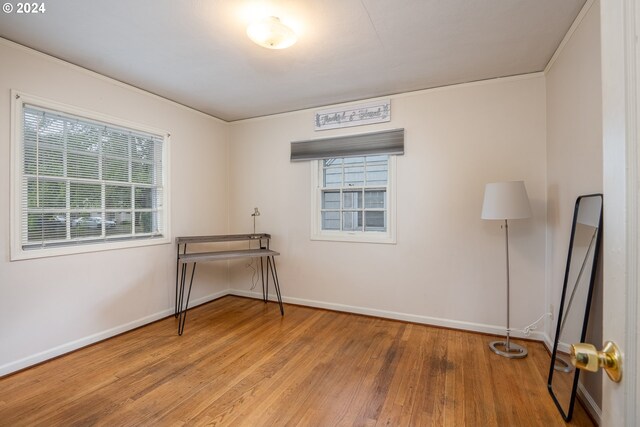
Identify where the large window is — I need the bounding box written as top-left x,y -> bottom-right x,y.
11,92 -> 170,260
311,155 -> 396,243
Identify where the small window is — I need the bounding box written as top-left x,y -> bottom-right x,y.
311,155 -> 396,243
11,91 -> 170,260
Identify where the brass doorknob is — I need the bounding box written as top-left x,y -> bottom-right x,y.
570,341 -> 622,382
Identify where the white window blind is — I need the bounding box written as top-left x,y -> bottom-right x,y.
21,104 -> 166,250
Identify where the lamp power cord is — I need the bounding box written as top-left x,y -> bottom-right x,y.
248,259 -> 259,290
508,312 -> 552,336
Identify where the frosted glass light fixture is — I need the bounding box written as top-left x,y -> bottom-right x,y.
247,16 -> 297,49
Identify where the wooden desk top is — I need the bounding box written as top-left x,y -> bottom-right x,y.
178,248 -> 279,263
176,233 -> 271,244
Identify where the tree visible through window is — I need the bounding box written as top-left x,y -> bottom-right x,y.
19,103 -> 166,251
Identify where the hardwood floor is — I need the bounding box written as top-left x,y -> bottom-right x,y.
0,296 -> 595,426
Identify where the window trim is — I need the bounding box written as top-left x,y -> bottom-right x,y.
10,90 -> 171,260
310,155 -> 397,244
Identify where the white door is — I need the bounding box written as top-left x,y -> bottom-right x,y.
600,1 -> 638,425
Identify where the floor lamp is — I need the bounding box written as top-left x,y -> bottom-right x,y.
482,181 -> 532,359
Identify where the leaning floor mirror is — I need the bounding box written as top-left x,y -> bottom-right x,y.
547,194 -> 603,421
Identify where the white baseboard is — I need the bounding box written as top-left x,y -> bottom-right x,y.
229,289 -> 547,342
542,333 -> 553,351
577,381 -> 602,425
0,290 -> 228,377
0,289 -> 554,377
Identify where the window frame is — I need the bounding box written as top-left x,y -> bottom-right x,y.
310,155 -> 397,244
10,90 -> 171,260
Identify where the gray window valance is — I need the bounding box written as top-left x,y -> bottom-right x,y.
290,128 -> 404,161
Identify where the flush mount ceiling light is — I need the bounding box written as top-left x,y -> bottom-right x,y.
247,16 -> 297,49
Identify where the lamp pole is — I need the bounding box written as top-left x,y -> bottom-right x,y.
504,219 -> 511,351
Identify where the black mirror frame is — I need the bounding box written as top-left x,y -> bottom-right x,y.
547,193 -> 603,421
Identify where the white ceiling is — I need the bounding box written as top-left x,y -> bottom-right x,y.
0,0 -> 586,121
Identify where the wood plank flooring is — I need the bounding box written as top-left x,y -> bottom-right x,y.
0,296 -> 595,426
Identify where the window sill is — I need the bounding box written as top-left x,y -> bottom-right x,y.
310,231 -> 396,244
10,235 -> 171,261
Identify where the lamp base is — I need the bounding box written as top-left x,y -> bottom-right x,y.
489,340 -> 528,359
553,355 -> 574,372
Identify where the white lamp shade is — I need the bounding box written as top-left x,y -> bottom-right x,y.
481,181 -> 532,220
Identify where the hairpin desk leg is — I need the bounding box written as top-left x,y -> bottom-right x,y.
260,256 -> 267,302
178,262 -> 197,336
265,257 -> 269,303
175,244 -> 180,317
267,256 -> 284,316
175,245 -> 188,318
177,260 -> 188,320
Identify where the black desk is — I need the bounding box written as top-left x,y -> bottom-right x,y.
175,233 -> 284,335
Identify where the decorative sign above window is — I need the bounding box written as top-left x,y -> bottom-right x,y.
314,99 -> 391,131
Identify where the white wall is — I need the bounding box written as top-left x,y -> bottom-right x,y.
228,76 -> 548,338
545,0 -> 603,418
0,39 -> 230,375
1,9 -> 602,381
